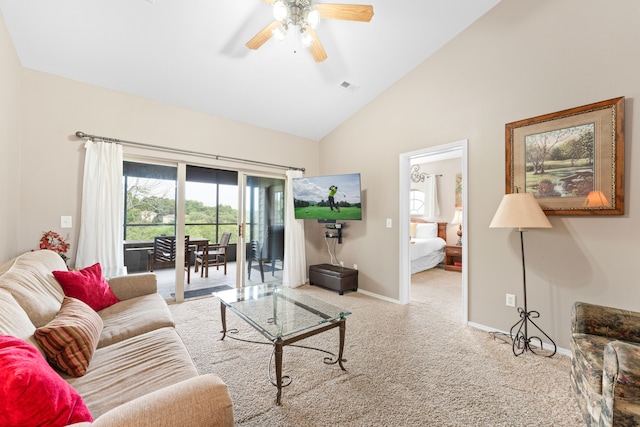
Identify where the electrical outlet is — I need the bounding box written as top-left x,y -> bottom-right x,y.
339,261 -> 344,267
506,294 -> 516,307
353,264 -> 358,270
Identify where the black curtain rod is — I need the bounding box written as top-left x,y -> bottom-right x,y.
74,131 -> 305,172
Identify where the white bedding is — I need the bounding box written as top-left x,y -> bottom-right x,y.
410,237 -> 446,274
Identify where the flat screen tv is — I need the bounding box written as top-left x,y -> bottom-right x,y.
292,173 -> 362,221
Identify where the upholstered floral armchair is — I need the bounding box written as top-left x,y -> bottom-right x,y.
571,301 -> 640,426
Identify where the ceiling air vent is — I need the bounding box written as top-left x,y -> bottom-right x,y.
339,81 -> 359,92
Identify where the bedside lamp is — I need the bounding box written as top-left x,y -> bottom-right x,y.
490,192 -> 556,357
451,209 -> 463,246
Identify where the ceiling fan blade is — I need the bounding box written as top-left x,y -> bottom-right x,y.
315,4 -> 374,22
246,21 -> 281,50
304,26 -> 327,62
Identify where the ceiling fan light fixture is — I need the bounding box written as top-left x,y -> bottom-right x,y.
247,1 -> 373,62
300,28 -> 314,47
272,24 -> 287,41
306,8 -> 320,29
273,1 -> 288,21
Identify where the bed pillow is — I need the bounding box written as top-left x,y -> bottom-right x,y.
35,297 -> 103,377
414,223 -> 438,239
0,335 -> 93,426
53,263 -> 120,311
410,222 -> 418,239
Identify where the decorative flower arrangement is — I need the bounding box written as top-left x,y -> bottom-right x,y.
39,230 -> 70,261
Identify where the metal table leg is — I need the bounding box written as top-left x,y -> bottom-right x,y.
275,338 -> 284,405
220,301 -> 227,340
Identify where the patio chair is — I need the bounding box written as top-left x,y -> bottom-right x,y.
195,232 -> 231,277
147,235 -> 191,284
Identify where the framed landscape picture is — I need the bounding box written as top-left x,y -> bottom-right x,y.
505,97 -> 624,215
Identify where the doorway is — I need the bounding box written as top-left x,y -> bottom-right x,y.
398,140 -> 468,324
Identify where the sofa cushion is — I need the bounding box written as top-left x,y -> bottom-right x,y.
66,327 -> 198,418
53,263 -> 120,312
0,335 -> 93,426
35,297 -> 103,377
0,250 -> 66,327
0,288 -> 42,352
97,292 -> 175,348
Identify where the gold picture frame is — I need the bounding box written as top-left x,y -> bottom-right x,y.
505,97 -> 624,215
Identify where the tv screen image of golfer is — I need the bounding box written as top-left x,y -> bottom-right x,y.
293,173 -> 362,220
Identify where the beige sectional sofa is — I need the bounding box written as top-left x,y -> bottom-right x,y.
0,250 -> 234,426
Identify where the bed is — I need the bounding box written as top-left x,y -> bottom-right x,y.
410,218 -> 447,274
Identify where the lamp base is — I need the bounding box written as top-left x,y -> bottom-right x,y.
508,308 -> 556,357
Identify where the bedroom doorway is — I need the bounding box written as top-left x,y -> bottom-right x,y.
398,140 -> 468,324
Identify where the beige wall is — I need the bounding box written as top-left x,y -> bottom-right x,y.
0,12 -> 22,263
3,0 -> 640,350
319,0 -> 640,349
13,69 -> 319,261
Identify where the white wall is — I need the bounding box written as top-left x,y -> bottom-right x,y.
318,0 -> 640,349
0,12 -> 22,263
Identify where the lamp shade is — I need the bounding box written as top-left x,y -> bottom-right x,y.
451,209 -> 462,225
489,193 -> 552,229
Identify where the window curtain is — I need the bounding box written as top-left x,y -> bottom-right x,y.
424,175 -> 440,218
75,140 -> 125,277
282,170 -> 306,288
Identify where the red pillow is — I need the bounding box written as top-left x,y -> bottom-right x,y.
53,263 -> 120,311
0,335 -> 93,426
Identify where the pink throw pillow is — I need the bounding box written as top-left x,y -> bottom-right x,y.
0,335 -> 93,426
53,263 -> 120,311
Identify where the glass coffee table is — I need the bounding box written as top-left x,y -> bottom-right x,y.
214,283 -> 351,405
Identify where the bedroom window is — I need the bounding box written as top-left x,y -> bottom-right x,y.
410,189 -> 425,215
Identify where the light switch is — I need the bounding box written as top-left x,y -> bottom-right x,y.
386,218 -> 392,228
61,216 -> 72,229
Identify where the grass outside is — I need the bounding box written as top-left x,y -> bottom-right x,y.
294,206 -> 362,220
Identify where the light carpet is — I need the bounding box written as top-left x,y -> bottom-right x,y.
169,268 -> 583,426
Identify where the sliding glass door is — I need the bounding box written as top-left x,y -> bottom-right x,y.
123,161 -> 285,299
241,174 -> 285,287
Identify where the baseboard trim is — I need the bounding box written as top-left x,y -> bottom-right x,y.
354,288 -> 401,304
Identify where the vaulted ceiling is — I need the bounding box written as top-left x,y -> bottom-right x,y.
0,0 -> 501,141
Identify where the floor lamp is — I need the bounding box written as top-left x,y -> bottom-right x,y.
490,193 -> 556,357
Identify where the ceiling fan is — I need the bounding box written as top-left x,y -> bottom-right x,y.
246,0 -> 374,62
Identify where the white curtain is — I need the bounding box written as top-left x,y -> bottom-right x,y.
424,175 -> 440,218
282,169 -> 306,288
75,140 -> 125,277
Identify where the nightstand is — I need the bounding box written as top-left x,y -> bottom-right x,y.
444,245 -> 462,272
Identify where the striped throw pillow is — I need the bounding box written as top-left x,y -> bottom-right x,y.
34,297 -> 103,377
